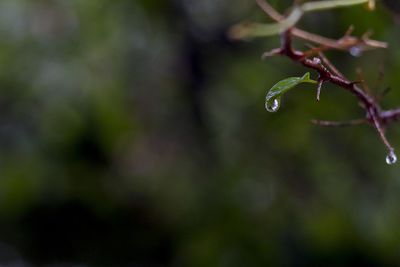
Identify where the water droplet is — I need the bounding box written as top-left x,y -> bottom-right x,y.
386,151 -> 397,165
312,57 -> 321,65
265,98 -> 280,113
350,46 -> 363,57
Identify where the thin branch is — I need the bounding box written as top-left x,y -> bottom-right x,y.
370,108 -> 394,152
256,0 -> 283,21
311,118 -> 367,127
318,51 -> 345,79
280,30 -> 375,107
239,0 -> 400,161
254,0 -> 388,51
381,108 -> 400,124
279,29 -> 396,154
377,87 -> 391,102
356,67 -> 371,94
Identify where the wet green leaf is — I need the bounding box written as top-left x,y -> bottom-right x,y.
265,73 -> 317,112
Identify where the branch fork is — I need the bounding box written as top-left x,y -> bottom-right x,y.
235,0 -> 400,163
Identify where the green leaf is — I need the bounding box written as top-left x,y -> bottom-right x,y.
265,73 -> 317,112
229,8 -> 303,39
229,0 -> 374,39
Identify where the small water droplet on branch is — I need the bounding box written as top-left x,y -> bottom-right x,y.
350,46 -> 363,57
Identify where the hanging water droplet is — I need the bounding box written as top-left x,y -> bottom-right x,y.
350,46 -> 363,57
265,98 -> 280,113
386,151 -> 397,165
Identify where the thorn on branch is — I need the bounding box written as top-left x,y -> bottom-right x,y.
318,51 -> 345,79
316,79 -> 324,102
356,67 -> 371,94
350,80 -> 365,86
379,87 -> 391,100
344,25 -> 354,37
261,48 -> 282,59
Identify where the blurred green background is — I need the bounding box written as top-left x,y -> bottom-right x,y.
0,0 -> 400,266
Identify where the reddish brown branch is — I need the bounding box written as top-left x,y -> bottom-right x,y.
238,0 -> 400,161
274,29 -> 399,155
280,30 -> 375,107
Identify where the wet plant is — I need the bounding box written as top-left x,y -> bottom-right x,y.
229,0 -> 400,165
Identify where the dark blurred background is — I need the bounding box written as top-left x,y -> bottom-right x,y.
0,0 -> 400,266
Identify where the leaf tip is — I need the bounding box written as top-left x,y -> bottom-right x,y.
228,23 -> 251,40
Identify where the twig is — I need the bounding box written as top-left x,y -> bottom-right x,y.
311,118 -> 367,127
237,0 -> 400,161
256,0 -> 283,21
316,78 -> 324,101
277,29 -> 396,155
318,51 -> 345,79
255,0 -> 388,51
370,108 -> 394,152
